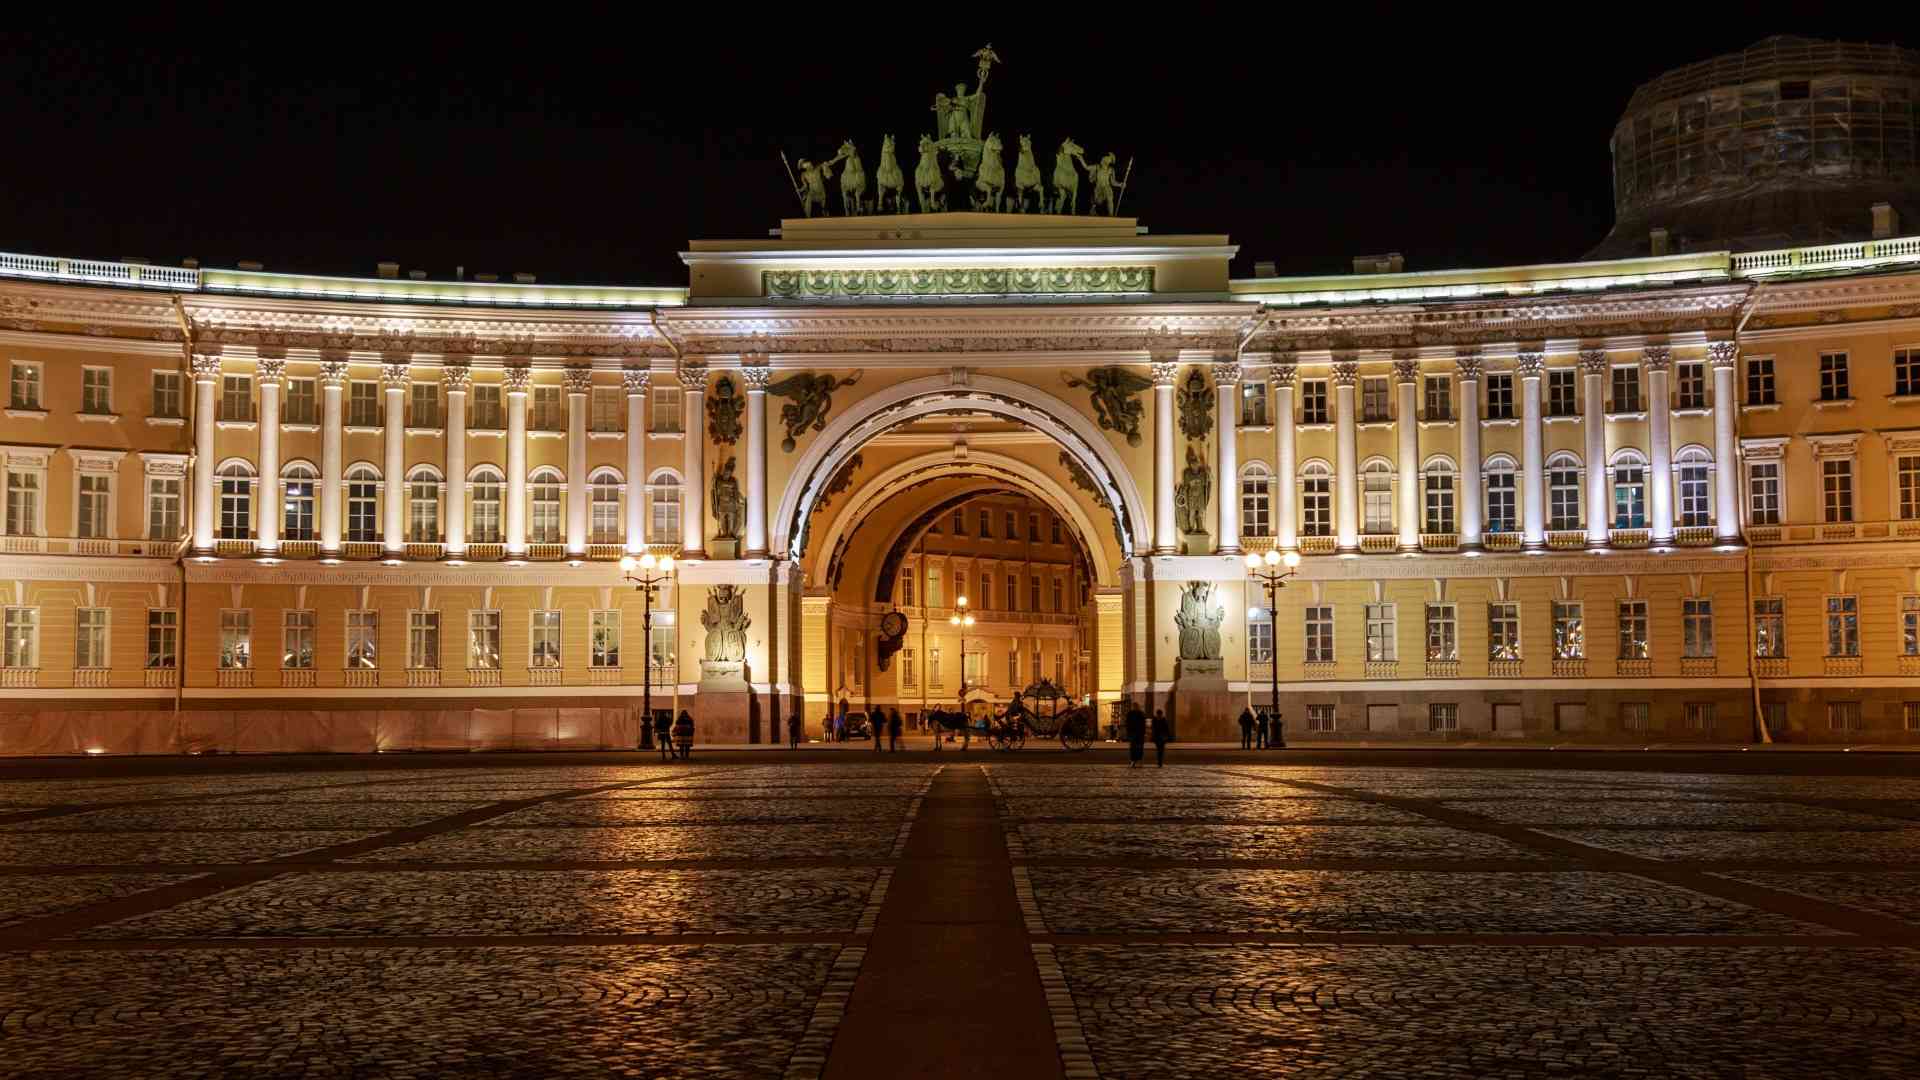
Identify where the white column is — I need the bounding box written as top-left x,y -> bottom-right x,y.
680,364 -> 708,557
1394,358 -> 1420,550
1645,346 -> 1675,544
1273,360 -> 1298,550
623,368 -> 649,553
319,361 -> 346,554
256,360 -> 284,554
1518,352 -> 1547,550
1581,351 -> 1610,546
1709,341 -> 1742,541
190,355 -> 219,554
381,363 -> 408,554
1332,360 -> 1360,553
1213,360 -> 1241,554
1456,355 -> 1484,548
743,363 -> 771,558
564,367 -> 591,557
443,365 -> 469,556
504,366 -> 530,556
1151,360 -> 1178,554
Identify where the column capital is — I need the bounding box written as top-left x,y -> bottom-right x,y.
1150,360 -> 1179,386
622,366 -> 652,395
381,363 -> 411,390
1210,360 -> 1243,386
741,364 -> 773,391
1515,352 -> 1545,378
319,361 -> 350,387
502,365 -> 533,394
190,354 -> 222,381
1706,341 -> 1739,369
677,363 -> 709,391
1454,353 -> 1483,381
563,365 -> 594,394
1579,349 -> 1610,375
1269,359 -> 1298,388
257,359 -> 287,386
1642,345 -> 1673,372
442,364 -> 473,393
1331,360 -> 1359,387
1392,357 -> 1420,384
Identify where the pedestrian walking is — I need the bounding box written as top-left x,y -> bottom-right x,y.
1150,708 -> 1172,768
888,707 -> 903,751
1124,699 -> 1147,768
1238,706 -> 1255,750
837,697 -> 850,742
872,710 -> 885,753
672,709 -> 694,760
653,711 -> 672,762
1256,709 -> 1270,750
788,710 -> 802,749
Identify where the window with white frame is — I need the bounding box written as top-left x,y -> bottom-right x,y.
1428,703 -> 1458,732
75,607 -> 107,669
1484,458 -> 1517,533
468,611 -> 501,670
218,609 -> 251,669
899,568 -> 914,606
1612,454 -> 1647,528
1300,379 -> 1329,424
1754,597 -> 1785,657
1030,575 -> 1042,611
283,465 -> 316,541
3,607 -> 38,668
219,374 -> 252,421
1426,603 -> 1458,661
590,471 -> 621,544
81,367 -> 112,414
1827,595 -> 1859,657
470,469 -> 503,542
528,469 -> 562,543
1362,460 -> 1394,534
928,646 -> 942,687
1676,449 -> 1712,527
950,508 -> 966,535
345,610 -> 378,669
1007,648 -> 1020,686
1897,348 -> 1920,398
217,463 -> 253,540
145,609 -> 177,669
1553,601 -> 1585,659
1365,603 -> 1396,662
1361,377 -> 1390,422
1051,578 -> 1064,613
1748,461 -> 1781,525
1904,596 -> 1920,656
10,361 -> 41,409
1485,372 -> 1514,419
283,610 -> 315,670
1240,381 -> 1268,425
151,370 -> 183,419
1304,606 -> 1334,663
410,382 -> 439,428
648,472 -> 680,543
147,475 -> 181,540
1548,454 -> 1581,530
1547,368 -> 1576,416
348,380 -> 379,426
977,508 -> 992,537
1488,602 -> 1520,659
1240,464 -> 1272,537
1308,704 -> 1337,732
901,647 -> 918,689
1618,599 -> 1649,660
651,386 -> 682,432
1819,351 -> 1849,401
346,466 -> 379,542
284,378 -> 316,424
1676,362 -> 1706,409
1822,458 -> 1854,523
1746,357 -> 1775,404
1683,598 -> 1715,658
471,384 -> 503,429
408,611 -> 440,670
1301,463 -> 1332,536
927,566 -> 943,607
1900,456 -> 1920,520
77,472 -> 111,538
1248,615 -> 1273,663
590,387 -> 623,432
1423,374 -> 1452,420
1423,462 -> 1456,533
649,625 -> 674,670
954,571 -> 966,604
406,468 -> 441,542
590,609 -> 619,667
530,610 -> 562,668
1620,702 -> 1651,732
1610,366 -> 1641,412
1054,651 -> 1065,685
4,466 -> 41,536
1685,702 -> 1715,731
1030,649 -> 1042,684
1829,701 -> 1863,733
531,385 -> 562,431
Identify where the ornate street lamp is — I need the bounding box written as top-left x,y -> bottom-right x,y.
948,595 -> 974,711
1244,548 -> 1301,746
620,552 -> 676,750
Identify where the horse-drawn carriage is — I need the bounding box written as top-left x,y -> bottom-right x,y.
926,679 -> 1096,752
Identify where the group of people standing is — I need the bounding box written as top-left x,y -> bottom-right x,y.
1118,699 -> 1172,768
651,711 -> 695,760
1237,707 -> 1286,750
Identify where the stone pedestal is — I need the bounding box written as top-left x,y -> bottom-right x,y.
709,538 -> 740,560
696,660 -> 753,743
1170,658 -> 1234,741
1180,531 -> 1211,556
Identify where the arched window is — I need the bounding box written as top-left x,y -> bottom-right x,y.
589,468 -> 623,545
648,470 -> 681,544
1423,457 -> 1456,534
346,465 -> 380,542
528,468 -> 563,544
1547,452 -> 1582,532
1300,462 -> 1333,538
1676,446 -> 1713,527
469,467 -> 503,543
406,466 -> 442,542
1612,450 -> 1648,529
1240,462 -> 1272,538
282,463 -> 317,541
217,461 -> 254,540
1484,455 -> 1518,534
1362,459 -> 1394,534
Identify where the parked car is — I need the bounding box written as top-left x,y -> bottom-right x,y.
842,712 -> 873,740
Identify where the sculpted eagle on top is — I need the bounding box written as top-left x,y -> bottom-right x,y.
1062,366 -> 1154,446
765,371 -> 864,452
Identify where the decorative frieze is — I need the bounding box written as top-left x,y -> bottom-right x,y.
762,266 -> 1154,300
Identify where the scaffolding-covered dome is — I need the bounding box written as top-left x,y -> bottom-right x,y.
1590,36 -> 1920,258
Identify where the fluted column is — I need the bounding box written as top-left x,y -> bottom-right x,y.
1581,350 -> 1609,546
623,368 -> 649,553
1333,359 -> 1360,553
381,363 -> 408,553
1213,360 -> 1241,554
319,361 -> 346,555
504,365 -> 530,556
256,360 -> 284,554
443,365 -> 470,556
1394,358 -> 1420,550
564,366 -> 591,557
1518,352 -> 1547,550
1709,341 -> 1741,541
190,354 -> 220,554
1151,360 -> 1178,554
1645,346 -> 1674,544
1272,360 -> 1299,550
1456,355 -> 1484,548
680,364 -> 708,558
743,362 -> 771,558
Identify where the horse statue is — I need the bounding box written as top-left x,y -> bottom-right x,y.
1012,134 -> 1044,213
971,132 -> 1005,212
837,139 -> 868,216
875,134 -> 907,215
1051,137 -> 1085,215
914,134 -> 946,213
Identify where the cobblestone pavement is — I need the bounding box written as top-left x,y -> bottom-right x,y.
1,757 -> 1914,1077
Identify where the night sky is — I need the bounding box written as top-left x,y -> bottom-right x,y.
3,18 -> 1909,285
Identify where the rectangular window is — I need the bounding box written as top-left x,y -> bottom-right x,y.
75,607 -> 107,669
1487,602 -> 1520,660
1004,510 -> 1018,539
1307,704 -> 1337,733
1822,458 -> 1854,523
77,474 -> 111,539
1754,598 -> 1785,658
590,611 -> 621,668
1240,381 -> 1268,425
1485,373 -> 1514,419
1904,596 -> 1920,657
1761,702 -> 1787,738
1617,599 -> 1649,660
1613,464 -> 1647,528
10,362 -> 41,409
2,607 -> 37,668
408,475 -> 439,542
1904,702 -> 1920,733
649,626 -> 674,671
407,611 -> 440,670
590,387 -> 623,432
218,470 -> 251,540
530,610 -> 562,668
1485,469 -> 1516,533
1028,513 -> 1040,541
1902,457 -> 1920,520
1678,463 -> 1711,527
951,509 -> 965,535
469,611 -> 501,670
929,646 -> 942,687
283,610 -> 315,670
978,508 -> 992,537
1241,474 -> 1271,537
81,367 -> 112,414
531,386 -> 562,431
410,382 -> 439,427
1423,374 -> 1452,420
5,470 -> 41,536
1829,701 -> 1862,733
1423,471 -> 1454,533
901,648 -> 917,689
1007,649 -> 1020,686
1748,462 -> 1781,525
927,567 -> 943,607
1547,368 -> 1576,416
1549,462 -> 1581,530
1365,603 -> 1396,662
346,611 -> 378,669
648,481 -> 679,544
1819,351 -> 1849,401
955,572 -> 967,605
1553,601 -> 1585,659
1827,596 -> 1859,657
1676,362 -> 1706,409
1304,606 -> 1334,663
1248,618 -> 1273,664
145,609 -> 177,669
1897,348 -> 1920,398
1425,603 -> 1458,661
1746,357 -> 1776,405
1302,472 -> 1332,536
1363,466 -> 1393,534
218,609 -> 251,670
1054,651 -> 1065,685
1610,366 -> 1641,412
472,384 -> 503,429
348,381 -> 379,427
1030,575 -> 1042,612
1300,379 -> 1329,424
1685,703 -> 1716,732
1361,377 -> 1390,422
1051,578 -> 1064,613
1683,598 -> 1715,658
1428,703 -> 1458,732
899,569 -> 914,606
1620,702 -> 1651,732
1031,650 -> 1042,684
151,370 -> 183,419
651,386 -> 682,433
1051,519 -> 1063,545
284,378 -> 316,424
219,374 -> 252,421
